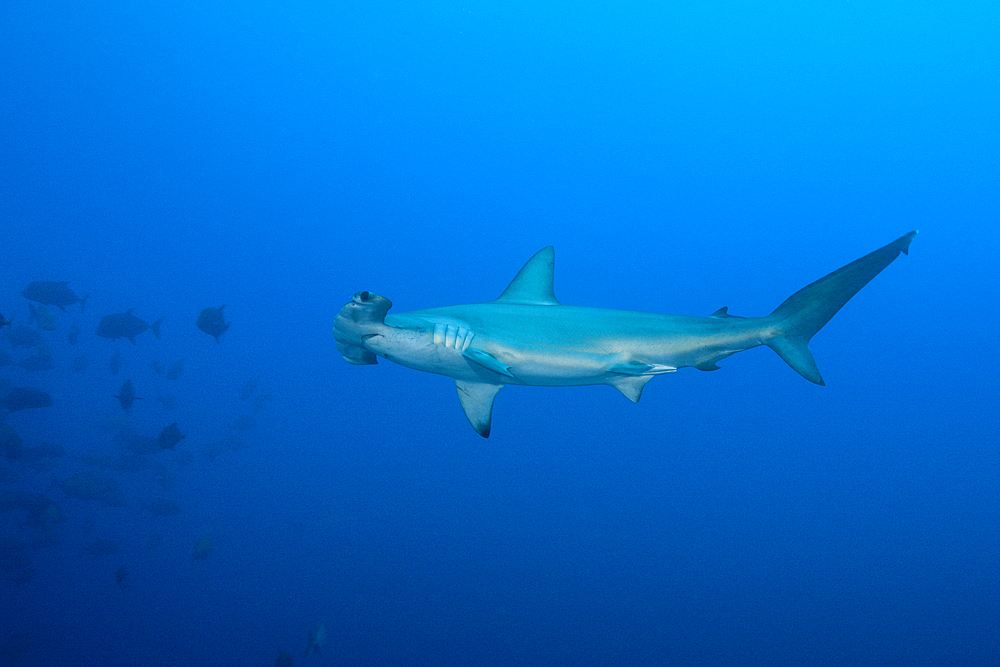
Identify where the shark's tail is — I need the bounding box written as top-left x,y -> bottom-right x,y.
765,231 -> 917,385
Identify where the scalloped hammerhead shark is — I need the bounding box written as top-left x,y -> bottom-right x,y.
334,231 -> 917,437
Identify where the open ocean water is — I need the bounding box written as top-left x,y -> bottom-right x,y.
2,2 -> 998,666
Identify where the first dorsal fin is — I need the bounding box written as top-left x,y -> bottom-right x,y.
494,247 -> 560,305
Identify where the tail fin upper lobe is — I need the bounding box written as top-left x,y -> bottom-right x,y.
766,231 -> 917,385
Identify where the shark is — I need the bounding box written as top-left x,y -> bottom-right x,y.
334,231 -> 917,437
304,623 -> 326,659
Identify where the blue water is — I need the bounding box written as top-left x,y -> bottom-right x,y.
2,2 -> 998,665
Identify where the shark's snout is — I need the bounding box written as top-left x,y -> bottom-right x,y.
341,291 -> 392,321
333,291 -> 394,366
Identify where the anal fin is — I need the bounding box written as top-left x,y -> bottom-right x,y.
456,380 -> 503,438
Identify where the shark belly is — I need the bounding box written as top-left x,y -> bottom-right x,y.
378,311 -> 615,386
365,317 -> 480,380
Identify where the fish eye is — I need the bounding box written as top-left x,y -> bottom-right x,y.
359,291 -> 371,301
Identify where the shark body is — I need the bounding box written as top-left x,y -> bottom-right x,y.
334,232 -> 917,437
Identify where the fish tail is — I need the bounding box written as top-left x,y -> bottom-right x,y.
764,231 -> 917,385
80,294 -> 90,313
150,317 -> 164,340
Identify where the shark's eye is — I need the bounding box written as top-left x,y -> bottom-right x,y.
359,291 -> 371,302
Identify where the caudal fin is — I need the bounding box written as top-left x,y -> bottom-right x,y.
150,317 -> 164,340
766,231 -> 917,385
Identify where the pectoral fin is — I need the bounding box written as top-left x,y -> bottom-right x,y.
462,347 -> 514,378
456,380 -> 503,438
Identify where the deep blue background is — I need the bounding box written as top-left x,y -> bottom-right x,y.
2,2 -> 998,665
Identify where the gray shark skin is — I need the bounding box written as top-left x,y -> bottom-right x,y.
334,231 -> 917,437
